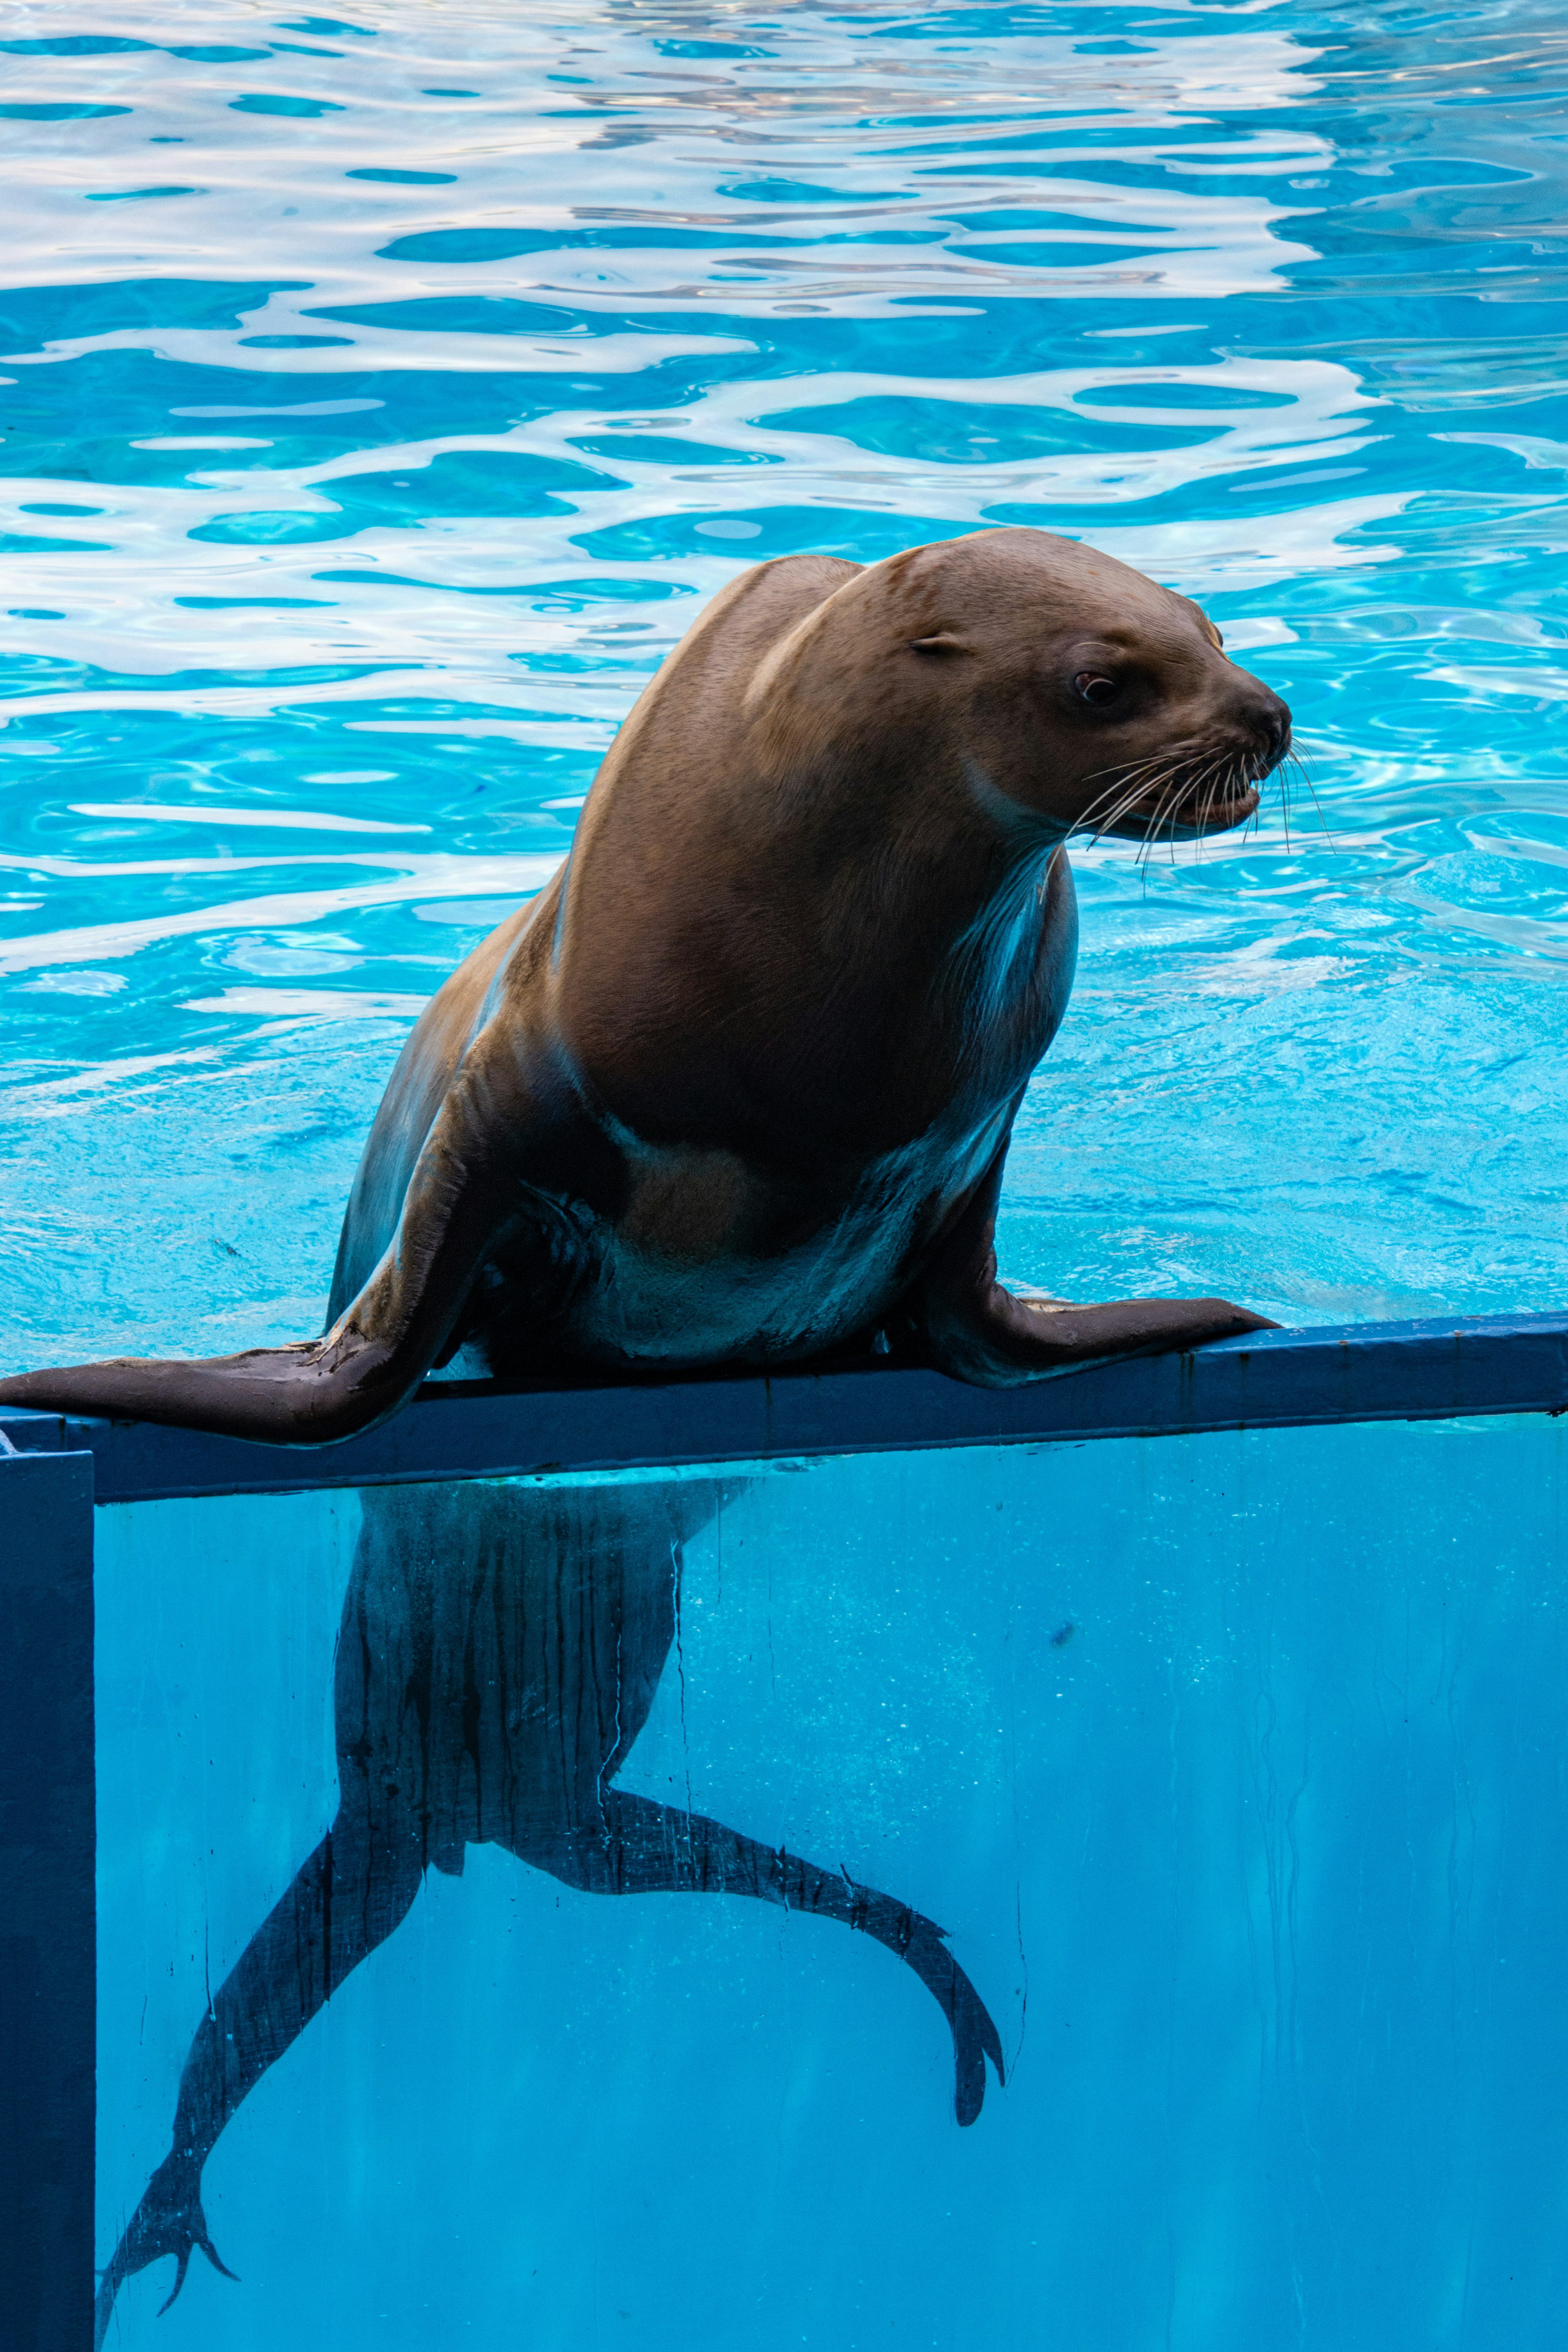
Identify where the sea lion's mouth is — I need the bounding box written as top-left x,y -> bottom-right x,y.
1134,771 -> 1261,841
1079,738 -> 1281,845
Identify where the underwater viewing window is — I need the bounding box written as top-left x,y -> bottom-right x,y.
8,1316 -> 1568,2348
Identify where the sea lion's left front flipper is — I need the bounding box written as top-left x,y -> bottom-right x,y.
0,1047 -> 575,1444
918,1138 -> 1277,1389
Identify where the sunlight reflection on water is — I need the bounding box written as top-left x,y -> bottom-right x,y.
2,0 -> 1568,1359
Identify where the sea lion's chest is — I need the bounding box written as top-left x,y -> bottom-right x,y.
552,1112 -> 1009,1372
450,846 -> 1077,1380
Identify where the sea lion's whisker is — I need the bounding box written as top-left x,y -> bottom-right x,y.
1077,754 -> 1166,800
1078,752 -> 1170,790
1279,757 -> 1292,853
1160,755 -> 1226,861
1075,758 -> 1174,835
1085,760 -> 1170,809
1134,796 -> 1179,855
1137,768 -> 1196,869
1078,765 -> 1176,843
1187,753 -> 1239,860
1287,750 -> 1338,851
1089,766 -> 1181,845
1184,757 -> 1225,843
1076,782 -> 1134,836
1125,761 -> 1190,865
1080,737 -> 1267,853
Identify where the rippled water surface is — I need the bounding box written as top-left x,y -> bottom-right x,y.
3,0 -> 1568,1365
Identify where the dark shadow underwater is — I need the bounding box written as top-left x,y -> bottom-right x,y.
95,1476 -> 1003,2344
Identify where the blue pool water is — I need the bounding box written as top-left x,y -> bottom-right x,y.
2,1 -> 1568,1367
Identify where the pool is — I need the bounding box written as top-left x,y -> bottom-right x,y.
4,0 -> 1568,2345
3,0 -> 1568,1351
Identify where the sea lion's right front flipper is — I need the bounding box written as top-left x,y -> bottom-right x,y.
918,1137 -> 1277,1389
0,1048 -> 577,1444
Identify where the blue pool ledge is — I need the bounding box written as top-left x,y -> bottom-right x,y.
5,1309 -> 1568,1504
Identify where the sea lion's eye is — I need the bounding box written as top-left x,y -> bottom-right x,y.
1073,673 -> 1120,708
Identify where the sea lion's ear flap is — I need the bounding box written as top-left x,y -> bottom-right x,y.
908,632 -> 971,655
1180,595 -> 1224,650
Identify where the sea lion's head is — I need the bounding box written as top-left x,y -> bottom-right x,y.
765,527 -> 1291,848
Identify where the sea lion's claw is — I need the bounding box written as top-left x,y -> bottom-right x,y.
153,2226 -> 238,2312
199,2227 -> 241,2284
154,2245 -> 193,2318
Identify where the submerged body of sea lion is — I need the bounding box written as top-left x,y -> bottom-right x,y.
0,527 -> 1289,1437
94,1478 -> 1006,2343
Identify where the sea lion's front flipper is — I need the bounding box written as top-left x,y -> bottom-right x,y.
0,1043 -> 579,1443
528,1788 -> 1004,2125
918,1137 -> 1277,1389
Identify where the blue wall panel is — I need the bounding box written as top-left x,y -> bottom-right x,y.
0,1442 -> 94,2352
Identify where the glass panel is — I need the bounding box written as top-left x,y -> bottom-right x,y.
97,1416 -> 1568,2349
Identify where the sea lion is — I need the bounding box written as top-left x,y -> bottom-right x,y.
93,1477 -> 1005,2342
0,526 -> 1289,1439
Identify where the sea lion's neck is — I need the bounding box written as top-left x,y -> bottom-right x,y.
739,751 -> 1075,1141
784,738 -> 1065,974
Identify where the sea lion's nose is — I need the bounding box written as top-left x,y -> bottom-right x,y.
1245,685 -> 1291,763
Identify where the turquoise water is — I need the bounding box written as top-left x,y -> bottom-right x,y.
2,0 -> 1568,1364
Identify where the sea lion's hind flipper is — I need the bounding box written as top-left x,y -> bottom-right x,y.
96,1813 -> 424,2343
93,2151 -> 237,2351
537,1789 -> 1004,2125
899,1919 -> 1004,2127
826,1859 -> 1003,2126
